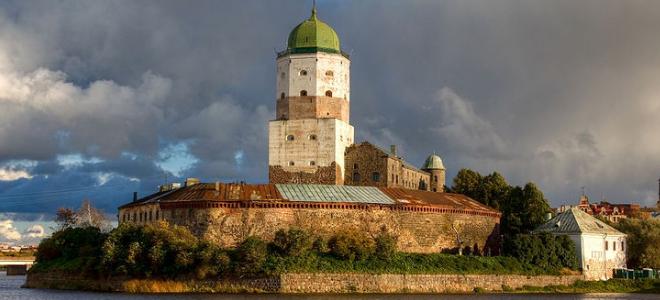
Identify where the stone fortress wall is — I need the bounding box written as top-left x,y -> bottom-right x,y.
119,198 -> 500,254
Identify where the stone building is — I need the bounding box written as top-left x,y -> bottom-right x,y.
534,207 -> 626,280
344,142 -> 446,192
268,7 -> 353,185
119,182 -> 501,254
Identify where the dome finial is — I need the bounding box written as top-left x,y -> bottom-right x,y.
311,0 -> 318,20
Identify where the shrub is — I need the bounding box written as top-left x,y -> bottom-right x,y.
328,230 -> 375,261
272,228 -> 314,257
374,232 -> 397,261
234,236 -> 268,276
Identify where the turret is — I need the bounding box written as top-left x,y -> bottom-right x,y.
422,153 -> 446,192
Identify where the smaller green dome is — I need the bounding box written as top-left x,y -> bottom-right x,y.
423,154 -> 445,170
287,7 -> 340,54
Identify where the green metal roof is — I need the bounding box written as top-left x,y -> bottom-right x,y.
276,184 -> 395,205
422,154 -> 445,170
287,7 -> 340,54
534,207 -> 624,235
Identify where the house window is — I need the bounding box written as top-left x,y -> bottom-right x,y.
299,70 -> 308,76
372,172 -> 381,182
300,90 -> 307,96
156,210 -> 159,220
309,134 -> 317,140
286,135 -> 295,141
353,172 -> 361,182
622,241 -> 625,251
613,242 -> 616,251
605,241 -> 608,251
288,161 -> 295,166
325,90 -> 332,97
309,161 -> 316,166
325,70 -> 333,77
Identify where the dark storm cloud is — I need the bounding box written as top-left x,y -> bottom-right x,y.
0,0 -> 659,212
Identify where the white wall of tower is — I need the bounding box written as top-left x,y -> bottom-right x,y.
276,52 -> 350,100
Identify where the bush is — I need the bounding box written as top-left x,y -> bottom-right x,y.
504,233 -> 577,271
272,228 -> 314,257
374,232 -> 397,261
234,236 -> 268,276
328,230 -> 375,261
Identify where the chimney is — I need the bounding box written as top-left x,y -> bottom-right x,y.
390,145 -> 397,157
133,192 -> 138,202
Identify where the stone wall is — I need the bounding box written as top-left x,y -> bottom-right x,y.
344,142 -> 432,191
277,96 -> 349,123
157,201 -> 500,253
26,271 -> 585,293
268,164 -> 340,185
278,273 -> 585,293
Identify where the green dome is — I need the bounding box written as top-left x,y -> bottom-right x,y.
423,154 -> 445,170
287,7 -> 340,54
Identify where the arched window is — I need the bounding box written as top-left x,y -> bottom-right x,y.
280,92 -> 285,99
299,70 -> 308,76
325,70 -> 334,77
309,161 -> 316,166
325,90 -> 332,97
353,163 -> 358,169
288,161 -> 295,166
286,135 -> 295,141
149,211 -> 153,221
308,134 -> 317,140
300,90 -> 307,96
353,172 -> 361,182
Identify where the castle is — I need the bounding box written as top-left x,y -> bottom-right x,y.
118,7 -> 500,254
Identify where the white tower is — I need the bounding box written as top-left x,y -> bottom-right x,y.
268,7 -> 353,185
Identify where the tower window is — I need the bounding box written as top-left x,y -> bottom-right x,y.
353,163 -> 358,169
300,90 -> 307,96
288,161 -> 295,166
325,90 -> 332,97
372,172 -> 381,182
280,72 -> 285,79
286,135 -> 295,141
309,161 -> 316,166
325,70 -> 334,77
280,92 -> 285,99
299,70 -> 308,76
309,134 -> 317,140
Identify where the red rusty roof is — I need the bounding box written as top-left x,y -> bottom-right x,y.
379,188 -> 498,213
120,183 -> 499,215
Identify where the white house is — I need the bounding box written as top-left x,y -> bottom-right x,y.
534,207 -> 626,280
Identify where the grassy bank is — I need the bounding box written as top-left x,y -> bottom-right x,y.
509,279 -> 660,294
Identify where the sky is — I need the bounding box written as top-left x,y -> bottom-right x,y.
1,0 -> 659,244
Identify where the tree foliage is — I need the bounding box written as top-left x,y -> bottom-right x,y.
272,228 -> 314,257
55,200 -> 110,232
328,230 -> 376,261
504,233 -> 578,270
451,168 -> 550,236
614,218 -> 660,268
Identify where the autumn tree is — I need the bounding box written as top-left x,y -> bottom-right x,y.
614,218 -> 660,268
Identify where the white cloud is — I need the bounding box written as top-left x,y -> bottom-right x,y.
0,220 -> 22,241
429,87 -> 508,159
25,224 -> 45,238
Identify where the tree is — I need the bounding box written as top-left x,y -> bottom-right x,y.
76,199 -> 111,231
55,208 -> 77,230
481,172 -> 511,209
450,169 -> 482,202
614,218 -> 660,268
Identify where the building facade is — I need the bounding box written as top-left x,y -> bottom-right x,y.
558,195 -> 641,223
535,207 -> 627,280
344,142 -> 446,192
269,8 -> 353,185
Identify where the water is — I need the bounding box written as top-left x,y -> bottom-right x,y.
0,272 -> 656,300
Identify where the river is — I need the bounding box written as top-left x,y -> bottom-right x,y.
1,272 -> 656,300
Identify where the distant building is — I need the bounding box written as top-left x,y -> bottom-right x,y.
534,207 -> 626,280
558,194 -> 640,223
